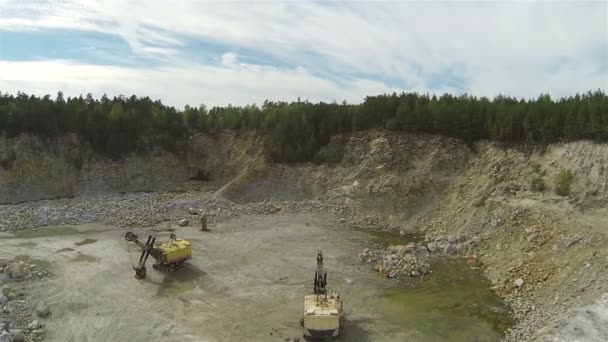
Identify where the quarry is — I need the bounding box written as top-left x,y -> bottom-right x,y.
1,130 -> 608,341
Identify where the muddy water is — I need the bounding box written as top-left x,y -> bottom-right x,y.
360,228 -> 514,341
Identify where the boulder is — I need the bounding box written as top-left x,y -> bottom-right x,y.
35,301 -> 51,318
27,320 -> 40,330
470,235 -> 482,246
187,208 -> 199,215
417,262 -> 430,274
526,233 -> 538,242
514,278 -> 525,288
6,263 -> 24,279
443,243 -> 457,255
177,219 -> 189,227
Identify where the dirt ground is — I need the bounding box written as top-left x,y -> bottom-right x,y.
0,214 -> 511,342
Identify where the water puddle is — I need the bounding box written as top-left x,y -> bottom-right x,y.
380,259 -> 514,341
357,227 -> 514,340
12,226 -> 79,239
75,239 -> 97,246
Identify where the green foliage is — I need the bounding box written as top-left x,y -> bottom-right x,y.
0,89 -> 606,162
530,176 -> 545,192
555,170 -> 574,196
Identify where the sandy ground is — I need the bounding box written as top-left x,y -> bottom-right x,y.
0,214 -> 509,342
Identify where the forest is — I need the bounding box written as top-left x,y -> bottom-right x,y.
0,90 -> 606,162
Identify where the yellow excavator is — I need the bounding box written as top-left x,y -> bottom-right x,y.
302,251 -> 344,340
125,232 -> 192,279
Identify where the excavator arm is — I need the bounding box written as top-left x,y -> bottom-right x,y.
126,232 -> 156,279
314,250 -> 327,295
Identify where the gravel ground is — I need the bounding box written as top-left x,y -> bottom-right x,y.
1,188 -> 605,342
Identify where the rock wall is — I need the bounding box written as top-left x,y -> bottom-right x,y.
0,132 -> 264,204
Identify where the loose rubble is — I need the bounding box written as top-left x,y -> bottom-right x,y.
359,244 -> 432,278
0,283 -> 47,342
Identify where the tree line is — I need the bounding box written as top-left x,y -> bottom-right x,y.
0,90 -> 606,162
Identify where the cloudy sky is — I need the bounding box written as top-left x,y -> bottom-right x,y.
0,0 -> 606,108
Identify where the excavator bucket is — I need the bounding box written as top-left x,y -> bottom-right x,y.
133,235 -> 155,279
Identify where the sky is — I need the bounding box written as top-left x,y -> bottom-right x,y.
0,0 -> 607,108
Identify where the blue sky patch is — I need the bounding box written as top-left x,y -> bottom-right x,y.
0,29 -> 143,66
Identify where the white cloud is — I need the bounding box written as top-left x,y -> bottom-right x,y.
0,0 -> 606,105
0,60 -> 404,107
220,52 -> 238,68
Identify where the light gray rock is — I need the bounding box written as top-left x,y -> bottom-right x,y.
177,219 -> 189,227
35,301 -> 50,318
444,243 -> 456,255
527,233 -> 538,242
187,208 -> 198,215
27,320 -> 40,330
0,294 -> 6,306
447,235 -> 456,243
470,235 -> 482,246
514,278 -> 525,287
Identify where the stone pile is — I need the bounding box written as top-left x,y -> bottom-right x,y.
359,243 -> 431,278
2,262 -> 47,282
0,286 -> 48,342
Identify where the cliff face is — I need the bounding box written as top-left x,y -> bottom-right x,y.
0,132 -> 264,204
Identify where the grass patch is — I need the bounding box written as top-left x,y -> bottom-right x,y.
530,176 -> 545,192
555,170 -> 574,196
